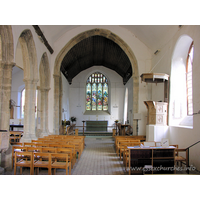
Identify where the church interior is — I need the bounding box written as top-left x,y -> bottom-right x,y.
1,23 -> 200,181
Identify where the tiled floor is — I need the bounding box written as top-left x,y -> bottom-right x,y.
72,136 -> 124,175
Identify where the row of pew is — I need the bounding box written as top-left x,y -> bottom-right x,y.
12,135 -> 85,175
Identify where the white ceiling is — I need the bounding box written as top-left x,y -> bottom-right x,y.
39,25 -> 180,53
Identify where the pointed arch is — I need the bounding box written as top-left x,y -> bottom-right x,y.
53,28 -> 139,135
17,29 -> 38,141
19,29 -> 38,81
170,34 -> 194,127
0,25 -> 14,63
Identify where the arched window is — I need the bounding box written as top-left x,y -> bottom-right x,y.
21,88 -> 25,118
86,72 -> 108,111
170,36 -> 194,127
186,42 -> 194,115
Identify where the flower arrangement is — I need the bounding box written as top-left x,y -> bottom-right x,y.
70,116 -> 77,123
62,119 -> 70,126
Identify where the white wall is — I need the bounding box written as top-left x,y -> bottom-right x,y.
65,66 -> 125,129
10,67 -> 24,124
151,25 -> 200,171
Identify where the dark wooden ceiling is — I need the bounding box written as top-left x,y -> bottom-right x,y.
60,35 -> 132,85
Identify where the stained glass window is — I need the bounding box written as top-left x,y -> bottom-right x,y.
86,72 -> 108,111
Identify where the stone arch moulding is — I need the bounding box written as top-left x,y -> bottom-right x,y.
19,29 -> 38,81
39,52 -> 50,89
53,28 -> 139,135
0,25 -> 14,63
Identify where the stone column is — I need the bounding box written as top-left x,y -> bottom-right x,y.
21,79 -> 38,142
40,88 -> 50,137
0,62 -> 15,171
0,62 -> 14,130
53,74 -> 60,135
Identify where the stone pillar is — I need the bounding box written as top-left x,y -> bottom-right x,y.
53,74 -> 60,135
40,88 -> 50,137
0,62 -> 14,130
21,79 -> 38,142
0,62 -> 15,171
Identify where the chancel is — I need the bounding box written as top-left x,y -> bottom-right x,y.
0,25 -> 200,175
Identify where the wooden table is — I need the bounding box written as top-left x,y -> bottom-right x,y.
128,146 -> 175,175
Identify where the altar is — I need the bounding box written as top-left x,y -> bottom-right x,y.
86,121 -> 108,131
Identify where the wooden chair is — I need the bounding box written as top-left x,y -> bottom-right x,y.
51,153 -> 71,175
62,144 -> 76,161
10,131 -> 23,144
33,152 -> 51,175
14,151 -> 33,175
12,146 -> 27,169
171,144 -> 187,167
56,148 -> 74,169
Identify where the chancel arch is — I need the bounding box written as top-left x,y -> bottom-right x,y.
54,28 -> 139,135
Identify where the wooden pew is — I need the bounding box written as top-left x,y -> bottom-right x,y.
51,153 -> 70,175
171,144 -> 187,167
14,151 -> 33,175
33,152 -> 51,175
12,146 -> 27,169
56,148 -> 73,170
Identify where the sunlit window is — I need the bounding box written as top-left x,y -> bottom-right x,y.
21,89 -> 38,118
86,72 -> 108,111
21,88 -> 25,118
186,42 -> 194,115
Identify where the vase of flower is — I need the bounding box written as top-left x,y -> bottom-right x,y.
70,116 -> 77,124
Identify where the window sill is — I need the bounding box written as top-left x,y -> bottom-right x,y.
170,125 -> 193,129
84,110 -> 110,115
